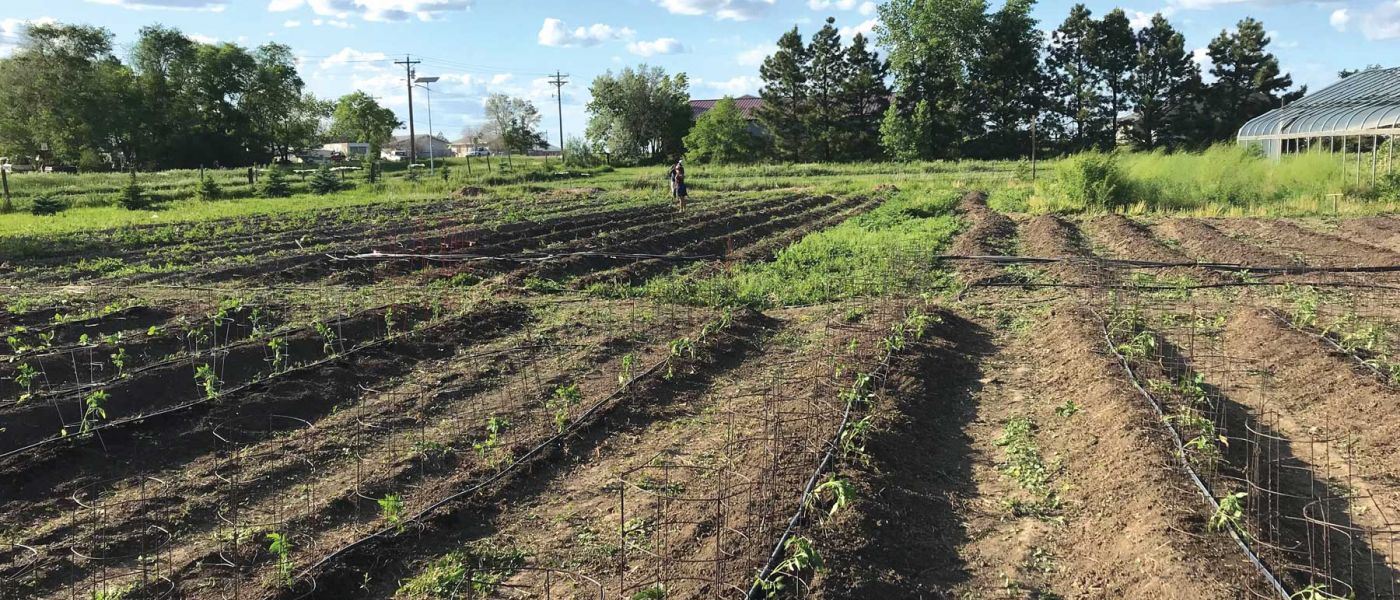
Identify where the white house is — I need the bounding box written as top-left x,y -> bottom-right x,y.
382,135 -> 453,162
321,142 -> 371,158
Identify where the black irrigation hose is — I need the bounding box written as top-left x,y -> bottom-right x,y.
1089,305 -> 1291,599
328,250 -> 723,263
938,254 -> 1400,275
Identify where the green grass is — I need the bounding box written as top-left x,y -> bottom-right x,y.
1027,144 -> 1400,216
606,184 -> 965,308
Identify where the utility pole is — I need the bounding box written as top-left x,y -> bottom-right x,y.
395,55 -> 422,164
415,76 -> 440,175
1,167 -> 11,213
549,71 -> 568,163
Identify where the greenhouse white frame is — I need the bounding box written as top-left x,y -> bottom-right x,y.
1238,66 -> 1398,184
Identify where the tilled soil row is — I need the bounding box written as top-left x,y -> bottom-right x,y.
817,306 -> 1270,598
265,309 -> 765,600
1154,218 -> 1300,267
1211,219 -> 1400,270
947,191 -> 1017,285
1336,216 -> 1400,254
1017,214 -> 1106,286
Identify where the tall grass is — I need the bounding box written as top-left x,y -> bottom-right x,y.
1031,144 -> 1398,215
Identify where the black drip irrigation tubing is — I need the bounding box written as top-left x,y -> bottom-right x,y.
938,255 -> 1400,275
1088,305 -> 1291,599
286,314 -> 731,596
743,312 -> 906,600
328,250 -> 723,263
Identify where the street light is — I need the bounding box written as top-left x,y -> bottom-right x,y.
414,75 -> 440,175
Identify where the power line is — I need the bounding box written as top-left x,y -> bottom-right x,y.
548,71 -> 568,158
394,54 -> 422,163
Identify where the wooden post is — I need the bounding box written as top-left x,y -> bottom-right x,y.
1,167 -> 10,211
1372,135 -> 1379,186
1,167 -> 11,213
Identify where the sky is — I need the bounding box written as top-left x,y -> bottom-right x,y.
0,0 -> 1394,146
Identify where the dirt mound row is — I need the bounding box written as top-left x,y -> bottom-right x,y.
947,191 -> 1016,284
1154,218 -> 1299,266
1081,214 -> 1189,263
1018,214 -> 1103,285
1212,219 -> 1400,269
817,306 -> 1269,598
1226,307 -> 1400,487
1337,217 -> 1400,253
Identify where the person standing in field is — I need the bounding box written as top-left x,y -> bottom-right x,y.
669,158 -> 688,210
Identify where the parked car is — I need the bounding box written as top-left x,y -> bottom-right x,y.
44,165 -> 79,174
469,147 -> 492,157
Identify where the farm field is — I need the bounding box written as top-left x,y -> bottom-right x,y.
2,165 -> 1400,600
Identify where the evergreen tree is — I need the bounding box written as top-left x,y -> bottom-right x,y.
968,0 -> 1044,158
1046,4 -> 1108,152
1092,9 -> 1137,146
1125,15 -> 1201,150
840,33 -> 891,160
1204,18 -> 1302,142
757,27 -> 810,162
196,173 -> 222,201
118,172 -> 149,210
684,97 -> 759,163
261,166 -> 292,198
30,195 -> 67,216
308,165 -> 341,195
806,17 -> 848,162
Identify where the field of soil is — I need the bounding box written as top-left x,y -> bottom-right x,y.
3,189 -> 1399,599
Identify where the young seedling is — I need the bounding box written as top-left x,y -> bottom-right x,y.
1210,491 -> 1248,537
758,536 -> 825,596
14,363 -> 37,404
80,390 -> 109,435
268,337 -> 288,373
314,321 -> 338,355
839,416 -> 873,465
38,330 -> 55,349
631,584 -> 667,600
1291,584 -> 1347,600
812,474 -> 855,519
266,532 -> 294,587
548,383 -> 583,433
378,493 -> 405,532
1115,331 -> 1156,361
1054,399 -> 1080,418
194,364 -> 219,399
110,347 -> 128,378
473,417 -> 509,466
384,307 -> 398,335
617,353 -> 637,387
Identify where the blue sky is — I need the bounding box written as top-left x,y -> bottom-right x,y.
0,0 -> 1394,145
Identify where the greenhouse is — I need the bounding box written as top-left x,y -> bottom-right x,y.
1238,66 -> 1399,182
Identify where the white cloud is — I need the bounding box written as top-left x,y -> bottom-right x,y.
270,0 -> 472,22
840,18 -> 878,41
86,0 -> 226,10
1330,8 -> 1351,31
1356,1 -> 1400,40
656,0 -> 775,21
283,19 -> 303,27
538,18 -> 635,47
313,18 -> 355,28
736,43 -> 775,67
808,0 -> 858,10
320,47 -> 387,69
627,38 -> 687,56
1128,8 -> 1176,29
697,76 -> 762,96
189,33 -> 219,44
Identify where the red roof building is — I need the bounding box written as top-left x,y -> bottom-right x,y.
689,95 -> 764,121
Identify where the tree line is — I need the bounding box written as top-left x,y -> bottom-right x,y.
751,1 -> 1303,162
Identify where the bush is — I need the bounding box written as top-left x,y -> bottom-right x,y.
196,174 -> 222,201
29,194 -> 67,216
118,172 -> 151,210
261,167 -> 292,198
308,165 -> 342,195
1054,151 -> 1127,210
